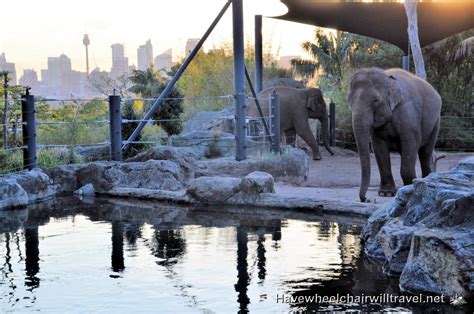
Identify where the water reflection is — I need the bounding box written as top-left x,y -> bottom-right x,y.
235,227 -> 250,313
24,227 -> 40,289
111,220 -> 124,273
0,196 -> 468,313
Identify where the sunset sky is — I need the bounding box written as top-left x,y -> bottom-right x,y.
1,0 -> 315,77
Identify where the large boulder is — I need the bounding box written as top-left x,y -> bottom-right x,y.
196,148 -> 309,184
13,169 -> 56,203
362,156 -> 474,298
126,145 -> 197,180
44,164 -> 83,193
0,178 -> 28,209
186,171 -> 275,204
187,176 -> 241,204
172,131 -> 236,159
184,108 -> 235,134
76,160 -> 187,193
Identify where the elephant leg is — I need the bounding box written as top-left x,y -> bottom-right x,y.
418,124 -> 439,177
400,141 -> 418,185
295,122 -> 321,160
372,135 -> 396,197
284,129 -> 297,147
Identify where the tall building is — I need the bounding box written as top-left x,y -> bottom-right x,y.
0,53 -> 17,85
19,69 -> 39,89
154,49 -> 172,72
111,43 -> 129,78
185,38 -> 200,57
137,39 -> 153,71
46,54 -> 74,96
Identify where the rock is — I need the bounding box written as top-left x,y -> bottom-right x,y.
44,164 -> 83,193
184,108 -> 235,134
262,78 -> 306,90
74,144 -> 110,161
186,176 -> 241,204
362,157 -> 474,298
74,183 -> 95,196
399,229 -> 473,297
172,131 -> 236,159
76,160 -> 187,193
13,169 -> 56,203
239,171 -> 274,194
196,148 -> 309,184
126,145 -> 197,180
0,178 -> 28,209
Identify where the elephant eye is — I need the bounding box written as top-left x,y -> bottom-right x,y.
372,98 -> 379,104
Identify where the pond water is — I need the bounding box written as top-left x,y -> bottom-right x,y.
0,197 -> 470,313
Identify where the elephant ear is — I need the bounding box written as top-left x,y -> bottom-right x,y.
306,94 -> 317,112
387,75 -> 404,111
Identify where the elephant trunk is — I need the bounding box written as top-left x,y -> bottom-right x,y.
353,118 -> 371,202
319,114 -> 334,155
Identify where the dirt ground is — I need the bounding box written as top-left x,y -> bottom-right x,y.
276,147 -> 472,204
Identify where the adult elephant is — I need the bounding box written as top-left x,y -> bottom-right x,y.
247,86 -> 334,160
349,68 -> 441,202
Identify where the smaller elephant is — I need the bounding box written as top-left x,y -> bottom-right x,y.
247,86 -> 334,159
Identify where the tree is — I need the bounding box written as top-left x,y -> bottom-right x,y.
404,1 -> 426,80
128,68 -> 184,136
292,29 -> 353,85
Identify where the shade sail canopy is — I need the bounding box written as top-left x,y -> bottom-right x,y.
275,0 -> 474,53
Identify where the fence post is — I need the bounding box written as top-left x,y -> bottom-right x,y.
109,95 -> 122,161
21,94 -> 37,170
329,101 -> 336,147
233,0 -> 246,161
270,91 -> 280,153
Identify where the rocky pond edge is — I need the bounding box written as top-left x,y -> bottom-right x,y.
0,146 -> 379,216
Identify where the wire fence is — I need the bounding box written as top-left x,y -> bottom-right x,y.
0,94 -> 278,176
1,94 -> 472,177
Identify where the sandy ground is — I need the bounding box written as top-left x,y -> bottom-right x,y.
276,147 -> 472,204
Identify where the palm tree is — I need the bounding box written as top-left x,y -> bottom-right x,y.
292,29 -> 353,86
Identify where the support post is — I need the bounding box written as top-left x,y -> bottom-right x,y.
329,101 -> 336,147
254,15 -> 263,93
402,55 -> 409,71
109,95 -> 122,161
21,94 -> 37,170
270,91 -> 280,153
233,0 -> 246,161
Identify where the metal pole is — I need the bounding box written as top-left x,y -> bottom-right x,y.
244,66 -> 272,145
254,15 -> 263,93
233,0 -> 246,161
122,0 -> 232,151
270,91 -> 280,153
402,55 -> 409,71
21,94 -> 36,170
109,95 -> 122,161
329,101 -> 336,147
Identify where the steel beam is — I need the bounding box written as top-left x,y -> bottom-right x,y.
254,15 -> 263,93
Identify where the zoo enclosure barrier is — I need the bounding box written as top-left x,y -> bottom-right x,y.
0,92 -> 287,173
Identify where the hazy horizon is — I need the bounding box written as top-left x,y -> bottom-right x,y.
1,0 -> 316,77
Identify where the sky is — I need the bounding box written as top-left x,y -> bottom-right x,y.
1,0 -> 317,78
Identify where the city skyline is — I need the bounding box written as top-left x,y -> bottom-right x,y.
0,0 -> 314,76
